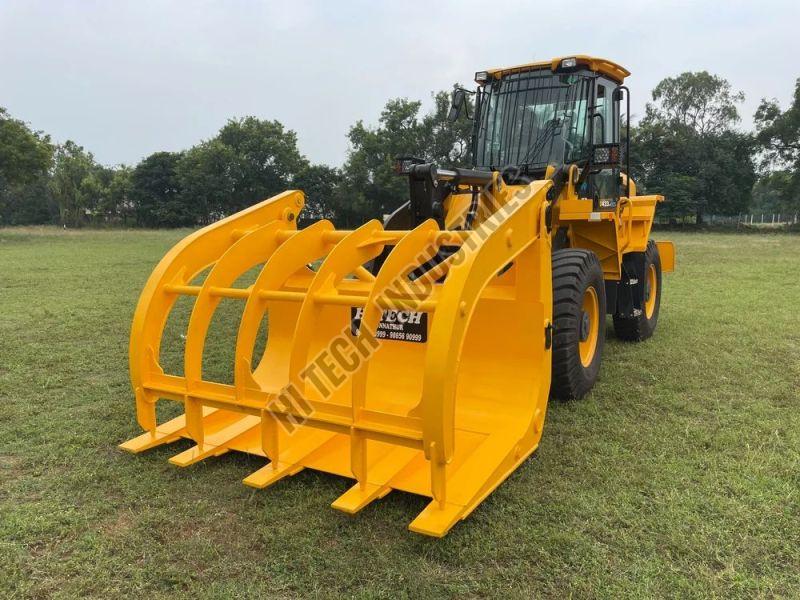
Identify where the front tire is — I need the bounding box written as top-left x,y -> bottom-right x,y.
550,249 -> 607,400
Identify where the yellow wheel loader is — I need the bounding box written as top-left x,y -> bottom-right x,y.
121,55 -> 675,537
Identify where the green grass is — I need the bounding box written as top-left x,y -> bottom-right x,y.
1,227 -> 799,598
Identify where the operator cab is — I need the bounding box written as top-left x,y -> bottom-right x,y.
468,55 -> 630,209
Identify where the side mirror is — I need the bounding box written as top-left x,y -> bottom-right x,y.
447,89 -> 466,121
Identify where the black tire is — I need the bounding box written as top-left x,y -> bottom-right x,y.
550,249 -> 607,400
613,240 -> 662,342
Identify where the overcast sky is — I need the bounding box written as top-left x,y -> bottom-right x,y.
2,0 -> 798,168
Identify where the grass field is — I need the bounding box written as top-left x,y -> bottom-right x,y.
1,228 -> 799,598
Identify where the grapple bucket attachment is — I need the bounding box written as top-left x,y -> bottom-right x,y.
121,185 -> 554,537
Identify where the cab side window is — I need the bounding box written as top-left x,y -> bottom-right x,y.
588,81 -> 620,206
594,84 -> 616,144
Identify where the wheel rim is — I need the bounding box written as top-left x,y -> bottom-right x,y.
579,286 -> 599,367
644,263 -> 657,319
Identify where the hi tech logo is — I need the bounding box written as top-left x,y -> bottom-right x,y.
350,307 -> 428,343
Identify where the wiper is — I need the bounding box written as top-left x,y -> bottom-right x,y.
518,119 -> 561,167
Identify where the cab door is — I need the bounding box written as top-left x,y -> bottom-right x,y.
586,77 -> 621,209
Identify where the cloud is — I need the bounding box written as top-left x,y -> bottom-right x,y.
1,0 -> 798,167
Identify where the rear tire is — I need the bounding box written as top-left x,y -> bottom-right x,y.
550,249 -> 607,400
613,240 -> 662,341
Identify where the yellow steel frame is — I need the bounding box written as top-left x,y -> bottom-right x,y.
122,183 -> 555,537
121,124 -> 674,538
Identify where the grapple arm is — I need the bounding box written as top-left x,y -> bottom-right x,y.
122,181 -> 555,537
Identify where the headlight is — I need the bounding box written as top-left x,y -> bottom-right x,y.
592,144 -> 620,167
475,71 -> 489,83
393,155 -> 425,175
561,57 -> 578,68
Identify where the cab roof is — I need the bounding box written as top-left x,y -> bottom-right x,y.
479,55 -> 630,84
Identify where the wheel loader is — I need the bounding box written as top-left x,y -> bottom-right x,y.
121,55 -> 675,537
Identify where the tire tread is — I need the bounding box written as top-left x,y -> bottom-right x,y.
550,249 -> 606,400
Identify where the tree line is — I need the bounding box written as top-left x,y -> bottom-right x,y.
1,71 -> 799,228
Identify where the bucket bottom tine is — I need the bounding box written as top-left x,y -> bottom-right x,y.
119,406 -> 221,454
243,428 -> 339,489
332,445 -> 421,514
168,415 -> 261,467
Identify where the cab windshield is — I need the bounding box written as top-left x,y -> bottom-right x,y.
474,71 -> 593,171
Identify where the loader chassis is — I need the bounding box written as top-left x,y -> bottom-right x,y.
121,56 -> 674,537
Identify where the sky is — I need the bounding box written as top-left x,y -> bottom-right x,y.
2,0 -> 799,168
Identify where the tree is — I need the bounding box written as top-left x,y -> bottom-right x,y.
106,166 -> 135,226
646,72 -> 745,136
338,87 -> 473,226
80,167 -> 113,226
130,152 -> 189,227
294,164 -> 341,224
633,72 -> 755,222
751,171 -> 797,216
0,107 -> 53,187
174,117 -> 308,224
216,117 -> 307,213
0,107 -> 55,225
421,89 -> 474,166
0,174 -> 57,225
49,141 -> 105,227
176,140 -> 236,224
754,78 -> 800,214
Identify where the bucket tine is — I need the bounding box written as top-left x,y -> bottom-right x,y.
235,219 -> 336,395
183,221 -> 287,386
285,219 -> 386,396
332,446 -> 421,514
168,415 -> 261,467
347,219 -> 439,492
119,405 -> 221,453
242,429 -> 338,489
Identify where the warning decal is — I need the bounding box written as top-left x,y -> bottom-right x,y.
350,307 -> 428,343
